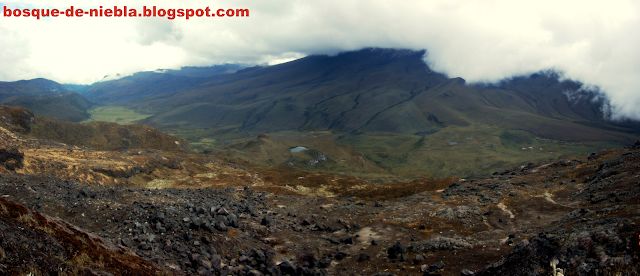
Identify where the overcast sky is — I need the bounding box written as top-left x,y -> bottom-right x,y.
1,0 -> 639,120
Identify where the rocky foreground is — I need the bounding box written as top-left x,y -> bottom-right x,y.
1,123 -> 639,275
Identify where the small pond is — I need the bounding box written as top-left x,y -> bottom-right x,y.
290,146 -> 309,153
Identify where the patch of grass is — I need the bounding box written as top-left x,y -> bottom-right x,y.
181,124 -> 626,181
42,225 -> 55,235
340,177 -> 458,201
17,212 -> 36,224
85,104 -> 629,181
0,202 -> 8,215
82,106 -> 153,125
166,125 -> 250,150
343,124 -> 626,179
500,130 -> 535,149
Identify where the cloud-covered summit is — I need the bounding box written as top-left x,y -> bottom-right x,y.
1,0 -> 639,119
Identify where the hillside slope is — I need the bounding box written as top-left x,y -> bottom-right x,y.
0,78 -> 71,101
135,48 -> 638,145
0,114 -> 638,275
0,197 -> 165,275
0,78 -> 93,122
3,92 -> 93,122
0,105 -> 190,152
82,65 -> 245,104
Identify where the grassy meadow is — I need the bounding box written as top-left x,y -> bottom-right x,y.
82,106 -> 153,125
340,125 -> 623,178
79,105 -> 627,181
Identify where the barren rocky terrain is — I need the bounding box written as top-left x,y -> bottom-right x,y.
0,107 -> 639,275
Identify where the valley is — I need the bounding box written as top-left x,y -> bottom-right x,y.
0,105 -> 638,275
64,48 -> 638,181
1,48 -> 639,276
81,104 -> 627,181
82,106 -> 154,125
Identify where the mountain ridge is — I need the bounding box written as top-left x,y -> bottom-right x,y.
0,78 -> 93,122
79,64 -> 246,104
125,48 -> 638,144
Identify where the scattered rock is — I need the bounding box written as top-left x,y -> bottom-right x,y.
460,268 -> 475,275
387,242 -> 406,259
261,216 -> 272,226
429,261 -> 444,272
358,253 -> 370,261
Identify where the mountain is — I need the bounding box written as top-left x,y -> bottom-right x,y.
95,48 -> 637,178
54,48 -> 638,178
135,48 -> 638,143
3,92 -> 93,122
2,49 -> 639,275
0,78 -> 71,101
81,64 -> 245,104
0,78 -> 94,122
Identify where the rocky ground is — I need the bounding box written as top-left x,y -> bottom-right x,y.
0,121 -> 639,275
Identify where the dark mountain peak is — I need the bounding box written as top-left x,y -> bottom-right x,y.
231,47 -> 437,83
328,47 -> 426,59
15,77 -> 67,86
305,47 -> 427,66
499,69 -> 572,89
528,69 -> 562,80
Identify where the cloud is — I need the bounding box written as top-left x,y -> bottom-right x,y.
1,0 -> 639,119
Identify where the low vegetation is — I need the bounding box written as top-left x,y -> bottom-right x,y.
343,124 -> 624,178
82,106 -> 153,125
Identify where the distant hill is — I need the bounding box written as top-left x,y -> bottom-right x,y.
80,64 -> 245,104
0,78 -> 93,122
3,92 -> 93,122
0,78 -> 71,101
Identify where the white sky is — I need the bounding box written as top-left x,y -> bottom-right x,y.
1,0 -> 639,120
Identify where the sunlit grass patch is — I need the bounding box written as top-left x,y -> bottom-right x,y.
82,106 -> 153,125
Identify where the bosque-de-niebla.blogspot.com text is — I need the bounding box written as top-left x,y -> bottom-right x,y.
3,6 -> 248,20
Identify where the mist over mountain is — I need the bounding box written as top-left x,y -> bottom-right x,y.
75,65 -> 245,104
2,48 -> 638,178
118,48 -> 638,144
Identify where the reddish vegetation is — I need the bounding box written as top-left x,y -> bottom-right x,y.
1,104 -> 191,152
258,165 -> 457,200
